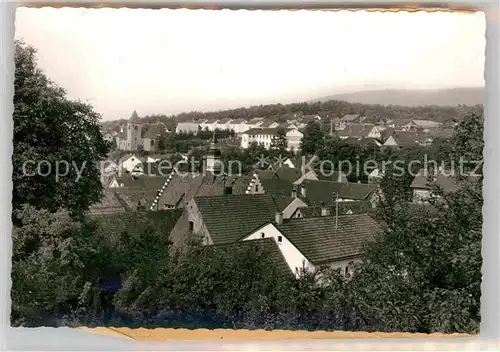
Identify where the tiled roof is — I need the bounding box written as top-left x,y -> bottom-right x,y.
337,124 -> 374,138
260,178 -> 294,197
269,194 -> 295,212
206,238 -> 293,276
113,187 -> 155,210
274,167 -> 304,183
300,179 -> 345,205
89,190 -> 127,214
409,169 -> 478,192
412,120 -> 442,128
300,180 -> 378,204
217,118 -> 232,124
259,120 -> 276,128
141,124 -> 164,139
338,182 -> 378,201
243,127 -> 280,136
298,201 -> 375,218
159,173 -> 207,208
232,175 -> 253,195
113,175 -> 168,191
392,119 -> 414,127
230,119 -> 245,124
341,114 -> 360,122
90,209 -> 183,245
390,132 -> 424,147
314,169 -> 348,183
276,213 -> 382,264
381,127 -> 396,140
194,194 -> 281,245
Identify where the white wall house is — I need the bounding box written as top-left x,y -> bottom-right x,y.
241,128 -> 275,149
242,221 -> 316,275
383,135 -> 399,147
241,213 -> 380,278
286,128 -> 303,153
119,155 -> 143,175
366,126 -> 382,139
176,122 -> 200,134
229,119 -> 250,134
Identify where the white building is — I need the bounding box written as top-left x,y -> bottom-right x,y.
118,154 -> 143,175
240,128 -> 276,149
242,212 -> 381,277
175,121 -> 201,134
286,128 -> 304,152
241,127 -> 304,152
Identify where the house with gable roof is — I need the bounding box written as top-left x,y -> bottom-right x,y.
241,212 -> 382,277
182,193 -> 305,246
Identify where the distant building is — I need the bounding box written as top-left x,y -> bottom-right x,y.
115,111 -> 164,152
175,121 -> 201,134
240,127 -> 304,151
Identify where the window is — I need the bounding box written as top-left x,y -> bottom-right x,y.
261,232 -> 265,238
189,221 -> 194,232
278,236 -> 283,243
255,184 -> 259,192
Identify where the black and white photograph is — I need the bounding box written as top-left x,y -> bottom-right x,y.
10,6 -> 485,337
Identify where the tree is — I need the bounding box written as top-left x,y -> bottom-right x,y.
11,205 -> 111,326
300,121 -> 324,156
349,113 -> 483,333
12,41 -> 110,215
270,128 -> 288,157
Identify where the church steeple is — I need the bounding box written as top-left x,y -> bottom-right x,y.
206,130 -> 222,173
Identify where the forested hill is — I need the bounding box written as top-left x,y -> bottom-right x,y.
101,95 -> 484,131
312,87 -> 484,107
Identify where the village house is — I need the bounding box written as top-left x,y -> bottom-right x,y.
410,168 -> 465,203
259,120 -> 280,128
228,119 -> 249,134
292,200 -> 375,218
240,127 -> 304,151
297,179 -> 380,208
336,124 -> 382,140
383,131 -> 432,148
241,212 -> 382,277
175,121 -> 201,134
340,114 -> 364,124
117,154 -> 144,175
199,119 -> 217,131
180,193 -> 305,246
300,114 -> 322,124
244,117 -> 265,130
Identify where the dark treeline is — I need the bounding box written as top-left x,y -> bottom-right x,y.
101,99 -> 484,132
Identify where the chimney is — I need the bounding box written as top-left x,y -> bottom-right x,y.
275,212 -> 283,225
292,186 -> 297,198
300,184 -> 306,198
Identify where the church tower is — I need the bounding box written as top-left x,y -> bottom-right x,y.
205,130 -> 222,174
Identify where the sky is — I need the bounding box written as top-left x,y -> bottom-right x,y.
15,8 -> 485,121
